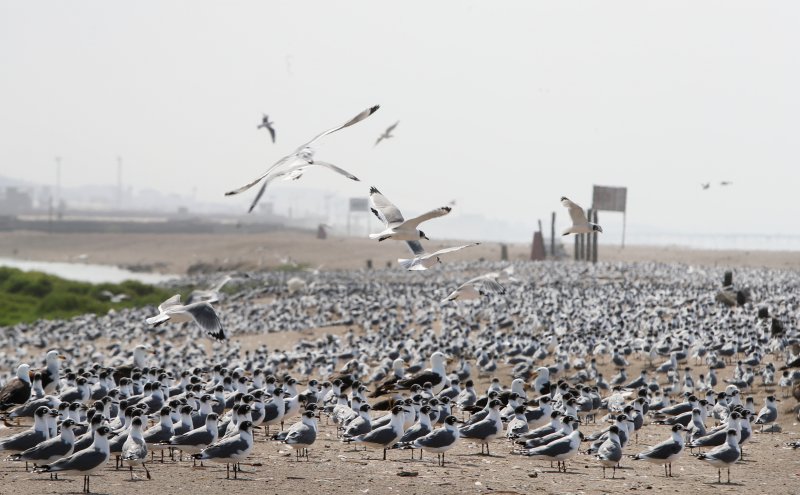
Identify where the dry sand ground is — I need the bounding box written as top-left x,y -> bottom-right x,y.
1,326 -> 799,495
0,230 -> 799,274
1,230 -> 799,494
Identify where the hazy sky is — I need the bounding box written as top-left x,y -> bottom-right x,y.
1,1 -> 798,241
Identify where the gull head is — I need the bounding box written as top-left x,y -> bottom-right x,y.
296,146 -> 315,163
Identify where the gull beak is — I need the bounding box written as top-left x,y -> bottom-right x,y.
58,355 -> 67,360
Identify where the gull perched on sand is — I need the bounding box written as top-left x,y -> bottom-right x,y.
441,274 -> 506,303
398,241 -> 480,270
368,186 -> 451,241
226,105 -> 379,212
257,114 -> 276,143
375,121 -> 399,146
146,295 -> 226,341
560,197 -> 603,235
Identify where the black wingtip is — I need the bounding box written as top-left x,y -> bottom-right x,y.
369,186 -> 380,194
224,191 -> 236,197
209,328 -> 226,341
560,196 -> 568,201
443,206 -> 452,212
369,105 -> 380,114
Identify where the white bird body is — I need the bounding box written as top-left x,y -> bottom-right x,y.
560,197 -> 602,235
369,186 -> 451,242
398,242 -> 480,271
146,294 -> 226,341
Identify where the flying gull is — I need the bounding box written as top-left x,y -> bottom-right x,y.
375,121 -> 399,146
257,114 -> 276,143
146,294 -> 226,341
399,242 -> 480,271
226,105 -> 379,212
560,197 -> 603,235
441,274 -> 506,303
368,186 -> 451,242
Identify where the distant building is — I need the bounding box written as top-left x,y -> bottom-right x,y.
0,187 -> 33,215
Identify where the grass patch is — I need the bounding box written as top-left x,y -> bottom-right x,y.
0,267 -> 172,327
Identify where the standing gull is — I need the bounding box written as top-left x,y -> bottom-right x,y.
632,424 -> 685,477
226,105 -> 379,212
34,425 -> 115,493
694,429 -> 741,484
368,186 -> 452,241
193,421 -> 255,479
404,415 -> 461,466
122,416 -> 151,480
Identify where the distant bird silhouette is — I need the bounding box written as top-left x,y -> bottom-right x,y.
719,181 -> 732,186
375,121 -> 399,146
257,114 -> 276,143
701,182 -> 710,190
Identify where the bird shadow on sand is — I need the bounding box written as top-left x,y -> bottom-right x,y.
704,481 -> 745,487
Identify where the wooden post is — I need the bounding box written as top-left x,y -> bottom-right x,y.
500,244 -> 508,261
550,211 -> 556,257
574,234 -> 578,261
592,210 -> 599,263
578,233 -> 585,260
622,211 -> 626,248
585,209 -> 592,261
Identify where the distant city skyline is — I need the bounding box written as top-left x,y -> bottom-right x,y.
1,1 -> 798,245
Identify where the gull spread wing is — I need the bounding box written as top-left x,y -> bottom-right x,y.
385,121 -> 399,134
426,242 -> 480,259
158,294 -> 182,313
369,187 -> 405,226
186,303 -> 226,341
397,206 -> 452,230
303,105 -> 380,149
561,197 -> 589,225
404,241 -> 426,256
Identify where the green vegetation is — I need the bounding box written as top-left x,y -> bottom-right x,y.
0,267 -> 173,327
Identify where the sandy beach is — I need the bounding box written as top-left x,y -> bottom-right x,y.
0,231 -> 798,276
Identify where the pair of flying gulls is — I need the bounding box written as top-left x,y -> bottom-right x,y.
229,105 -> 380,213
367,186 -> 481,272
259,114 -> 398,147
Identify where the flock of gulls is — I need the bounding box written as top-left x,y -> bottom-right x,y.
0,106 -> 798,493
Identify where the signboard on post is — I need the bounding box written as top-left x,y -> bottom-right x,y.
592,185 -> 628,248
592,186 -> 627,212
349,198 -> 369,212
348,197 -> 370,236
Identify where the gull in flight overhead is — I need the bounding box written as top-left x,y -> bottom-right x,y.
368,186 -> 451,242
719,181 -> 733,186
244,160 -> 360,214
257,114 -> 276,143
375,121 -> 399,146
561,197 -> 603,236
226,105 -> 380,212
701,182 -> 710,190
399,242 -> 480,270
146,295 -> 227,341
441,274 -> 506,303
